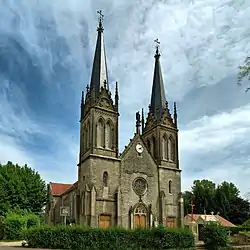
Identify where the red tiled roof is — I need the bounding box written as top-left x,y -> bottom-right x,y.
185,214 -> 236,227
62,181 -> 78,195
215,215 -> 236,227
50,182 -> 73,196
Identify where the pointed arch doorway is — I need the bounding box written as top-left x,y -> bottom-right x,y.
133,203 -> 147,228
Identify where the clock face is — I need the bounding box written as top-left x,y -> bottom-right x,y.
136,143 -> 143,154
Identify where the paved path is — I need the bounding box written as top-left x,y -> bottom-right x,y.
0,247 -> 51,250
0,241 -> 52,249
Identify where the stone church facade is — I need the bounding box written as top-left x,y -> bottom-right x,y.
46,15 -> 184,229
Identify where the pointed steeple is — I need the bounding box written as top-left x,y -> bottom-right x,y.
90,10 -> 109,98
150,39 -> 167,120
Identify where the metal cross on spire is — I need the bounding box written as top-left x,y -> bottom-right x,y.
97,10 -> 104,31
154,38 -> 160,56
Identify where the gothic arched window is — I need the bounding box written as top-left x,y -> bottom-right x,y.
152,136 -> 156,158
83,125 -> 87,152
162,135 -> 168,160
103,171 -> 108,187
97,118 -> 105,148
169,180 -> 172,194
168,136 -> 175,162
86,121 -> 90,149
105,120 -> 113,149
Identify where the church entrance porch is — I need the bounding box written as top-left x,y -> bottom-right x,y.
131,203 -> 148,229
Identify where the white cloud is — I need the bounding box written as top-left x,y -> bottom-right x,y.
180,103 -> 250,153
180,103 -> 250,196
0,0 -> 250,197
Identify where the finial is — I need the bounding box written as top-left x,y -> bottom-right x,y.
136,111 -> 141,134
81,90 -> 84,105
97,10 -> 104,32
174,102 -> 177,113
86,84 -> 90,93
173,102 -> 177,127
141,108 -> 145,134
154,38 -> 160,58
115,81 -> 118,93
115,81 -> 119,112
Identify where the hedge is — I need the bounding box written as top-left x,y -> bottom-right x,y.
225,226 -> 250,234
201,223 -> 229,250
4,217 -> 23,240
23,225 -> 195,250
0,216 -> 4,240
2,211 -> 40,240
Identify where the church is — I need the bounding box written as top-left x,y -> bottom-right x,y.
45,12 -> 184,229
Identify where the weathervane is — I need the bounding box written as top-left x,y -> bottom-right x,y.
154,38 -> 160,56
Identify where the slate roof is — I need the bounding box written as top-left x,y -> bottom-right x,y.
150,47 -> 167,120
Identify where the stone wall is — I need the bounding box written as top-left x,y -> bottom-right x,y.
120,136 -> 159,229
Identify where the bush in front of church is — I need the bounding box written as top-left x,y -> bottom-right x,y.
23,225 -> 195,249
201,222 -> 229,250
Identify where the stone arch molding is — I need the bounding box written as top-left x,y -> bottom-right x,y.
133,202 -> 147,215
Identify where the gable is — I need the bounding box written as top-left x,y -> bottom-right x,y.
120,134 -> 157,177
50,182 -> 73,196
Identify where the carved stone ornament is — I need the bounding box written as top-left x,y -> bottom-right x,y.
161,108 -> 174,127
132,177 -> 148,196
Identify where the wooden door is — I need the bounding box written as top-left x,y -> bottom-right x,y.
134,215 -> 146,228
166,217 -> 175,228
99,215 -> 111,229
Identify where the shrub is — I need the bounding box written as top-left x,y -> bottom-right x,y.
0,216 -> 4,240
225,226 -> 250,235
201,223 -> 229,250
26,214 -> 40,229
23,225 -> 195,250
4,217 -> 23,240
3,210 -> 41,240
243,219 -> 250,227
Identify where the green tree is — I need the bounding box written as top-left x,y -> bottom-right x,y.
238,56 -> 250,92
228,197 -> 250,225
191,179 -> 216,214
215,181 -> 240,221
182,191 -> 193,215
0,161 -> 47,216
184,179 -> 250,225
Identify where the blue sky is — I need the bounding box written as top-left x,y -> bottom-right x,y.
0,0 -> 250,196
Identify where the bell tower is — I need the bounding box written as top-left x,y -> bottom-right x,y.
141,39 -> 183,227
77,11 -> 120,227
141,40 -> 179,169
79,11 -> 119,165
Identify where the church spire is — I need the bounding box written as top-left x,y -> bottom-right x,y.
90,10 -> 108,98
149,39 -> 167,120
